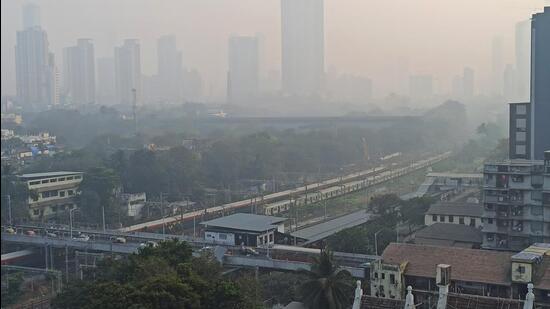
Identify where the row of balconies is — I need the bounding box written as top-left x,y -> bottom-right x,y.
482,220 -> 549,236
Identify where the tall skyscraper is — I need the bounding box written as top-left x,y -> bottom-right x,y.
491,37 -> 504,96
63,39 -> 95,105
515,20 -> 531,102
96,57 -> 116,105
530,7 -> 550,160
281,0 -> 324,96
463,67 -> 475,98
15,4 -> 57,108
157,35 -> 183,102
227,36 -> 259,103
503,64 -> 516,102
115,39 -> 141,105
22,3 -> 41,29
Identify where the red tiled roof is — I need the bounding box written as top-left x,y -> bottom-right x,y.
381,243 -> 514,286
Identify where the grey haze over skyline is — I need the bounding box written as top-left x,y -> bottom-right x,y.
1,0 -> 547,100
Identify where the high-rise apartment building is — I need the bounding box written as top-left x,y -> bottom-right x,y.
157,35 -> 183,102
115,39 -> 141,105
281,0 -> 324,96
482,8 -> 550,251
530,7 -> 550,161
227,36 -> 259,103
63,39 -> 95,105
15,4 -> 57,108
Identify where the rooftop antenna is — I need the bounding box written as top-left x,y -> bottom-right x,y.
132,88 -> 137,136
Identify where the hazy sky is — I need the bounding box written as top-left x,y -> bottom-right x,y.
1,0 -> 547,98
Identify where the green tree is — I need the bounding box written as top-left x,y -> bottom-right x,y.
298,248 -> 353,309
78,167 -> 120,225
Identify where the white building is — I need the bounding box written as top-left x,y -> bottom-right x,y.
424,202 -> 483,228
119,192 -> 146,218
157,35 -> 183,102
18,171 -> 83,220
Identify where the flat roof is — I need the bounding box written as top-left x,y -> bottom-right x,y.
511,243 -> 550,262
415,223 -> 483,244
201,213 -> 287,233
18,171 -> 83,180
382,243 -> 514,286
426,202 -> 483,217
291,210 -> 372,243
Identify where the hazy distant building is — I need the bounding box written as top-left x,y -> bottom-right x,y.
515,20 -> 531,102
157,35 -> 183,102
115,39 -> 141,105
281,0 -> 325,96
463,67 -> 475,98
62,39 -> 95,105
409,75 -> 433,100
96,57 -> 116,105
227,36 -> 259,103
503,64 -> 516,102
530,7 -> 550,160
182,69 -> 203,102
327,74 -> 372,102
491,37 -> 504,96
15,5 -> 57,108
22,3 -> 41,29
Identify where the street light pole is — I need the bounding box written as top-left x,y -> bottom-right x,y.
7,195 -> 12,225
374,229 -> 383,256
101,205 -> 106,232
69,208 -> 77,238
160,193 -> 165,238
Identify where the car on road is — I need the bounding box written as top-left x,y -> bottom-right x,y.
73,234 -> 90,242
139,241 -> 157,248
24,230 -> 36,236
240,246 -> 259,256
46,231 -> 58,238
113,237 -> 126,244
5,227 -> 16,234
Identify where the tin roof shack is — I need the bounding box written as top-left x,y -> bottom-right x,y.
201,213 -> 287,247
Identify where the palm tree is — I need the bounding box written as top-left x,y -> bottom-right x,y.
299,247 -> 353,309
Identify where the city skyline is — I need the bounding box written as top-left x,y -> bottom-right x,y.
1,0 -> 546,100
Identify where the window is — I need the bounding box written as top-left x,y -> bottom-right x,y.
516,145 -> 526,155
488,218 -> 494,224
68,190 -> 74,196
432,215 -> 437,222
390,274 -> 395,284
516,132 -> 526,142
531,222 -> 543,233
487,233 -> 495,241
29,181 -> 40,185
269,234 -> 273,242
440,215 -> 445,223
531,206 -> 543,216
60,191 -> 66,197
58,177 -> 65,181
49,178 -> 57,183
470,218 -> 475,226
74,175 -> 82,179
449,215 -> 454,223
531,191 -> 542,201
516,105 -> 527,115
459,217 -> 465,224
516,118 -> 526,129
66,176 -> 74,180
41,179 -> 49,184
517,265 -> 526,274
218,233 -> 227,240
381,273 -> 385,280
374,272 -> 378,279
33,209 -> 40,216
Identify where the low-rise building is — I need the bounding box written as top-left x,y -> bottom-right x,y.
482,159 -> 549,250
201,213 -> 287,246
119,192 -> 146,218
413,223 -> 483,248
18,171 -> 83,220
370,243 -> 550,305
425,202 -> 482,228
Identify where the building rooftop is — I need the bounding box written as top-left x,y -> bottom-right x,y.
425,202 -> 482,217
381,243 -> 514,286
200,213 -> 287,233
18,171 -> 83,180
427,172 -> 483,179
415,223 -> 483,245
511,243 -> 550,263
290,210 -> 371,243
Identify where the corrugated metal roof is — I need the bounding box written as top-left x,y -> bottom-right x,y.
18,171 -> 83,179
200,213 -> 287,232
426,202 -> 483,217
291,210 -> 372,243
